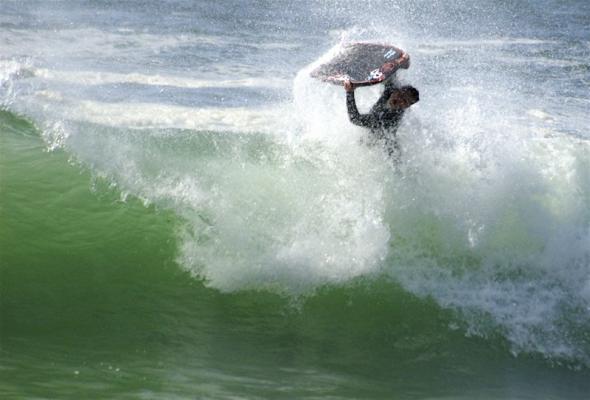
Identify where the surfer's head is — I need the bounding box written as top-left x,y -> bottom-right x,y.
388,86 -> 419,110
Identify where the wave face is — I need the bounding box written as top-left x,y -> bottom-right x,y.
1,0 -> 590,398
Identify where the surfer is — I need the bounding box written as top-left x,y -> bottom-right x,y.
344,79 -> 419,160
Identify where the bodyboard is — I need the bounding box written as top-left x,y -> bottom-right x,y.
310,42 -> 409,87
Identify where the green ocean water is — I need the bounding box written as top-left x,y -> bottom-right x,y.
2,110 -> 590,399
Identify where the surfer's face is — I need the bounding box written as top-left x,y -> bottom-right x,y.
388,92 -> 417,110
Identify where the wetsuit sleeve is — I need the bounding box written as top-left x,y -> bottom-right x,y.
346,91 -> 376,128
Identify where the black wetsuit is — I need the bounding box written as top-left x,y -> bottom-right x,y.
346,85 -> 405,158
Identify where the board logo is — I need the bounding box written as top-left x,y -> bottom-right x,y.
384,49 -> 397,59
367,68 -> 384,80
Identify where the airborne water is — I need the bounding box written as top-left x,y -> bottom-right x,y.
1,1 -> 590,399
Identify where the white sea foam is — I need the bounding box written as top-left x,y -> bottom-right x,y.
175,137 -> 392,293
0,59 -> 35,104
381,70 -> 590,362
36,68 -> 289,90
279,33 -> 589,362
64,100 -> 284,132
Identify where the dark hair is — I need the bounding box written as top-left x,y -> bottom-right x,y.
399,85 -> 419,102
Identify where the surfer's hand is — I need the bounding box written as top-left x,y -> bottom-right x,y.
344,80 -> 355,92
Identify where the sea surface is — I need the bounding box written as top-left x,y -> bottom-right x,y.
1,1 -> 590,398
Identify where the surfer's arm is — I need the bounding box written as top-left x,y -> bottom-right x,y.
346,91 -> 375,128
